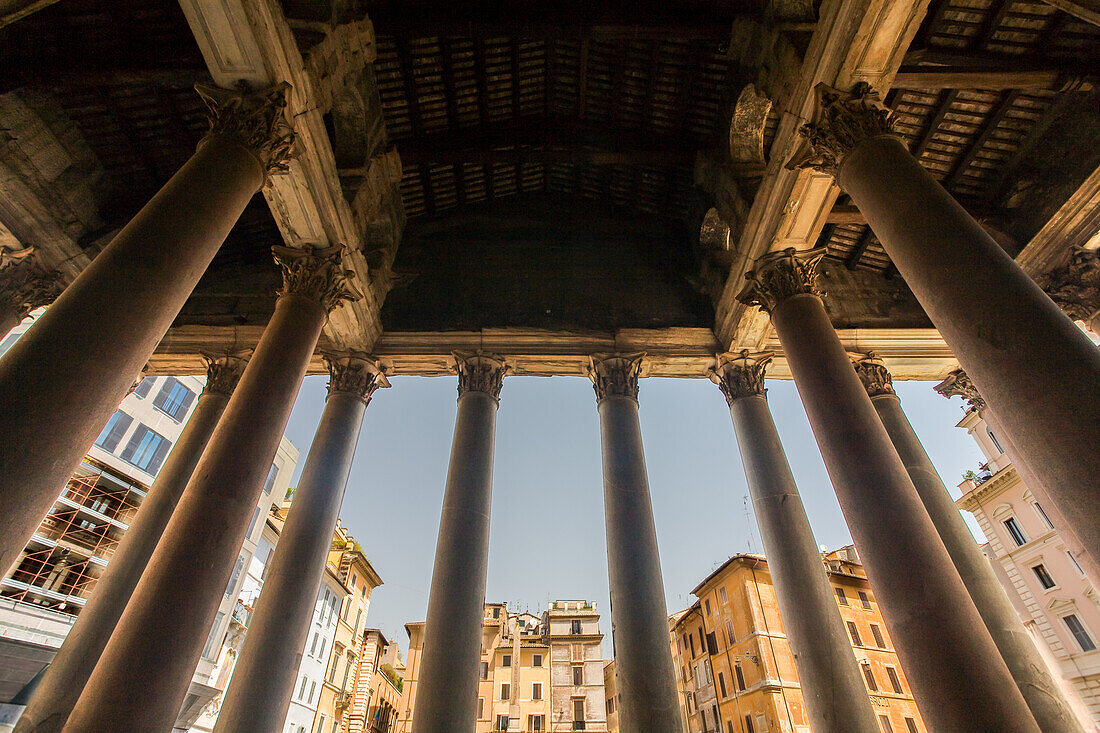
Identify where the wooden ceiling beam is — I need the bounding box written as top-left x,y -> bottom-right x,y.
946,89 -> 1021,190
845,227 -> 876,270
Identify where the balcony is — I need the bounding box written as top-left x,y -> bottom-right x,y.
230,599 -> 253,628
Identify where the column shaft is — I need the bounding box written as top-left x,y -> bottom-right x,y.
871,391 -> 1085,733
837,134 -> 1100,563
215,357 -> 383,733
597,395 -> 681,733
411,388 -> 499,733
771,293 -> 1038,733
725,389 -> 879,733
64,292 -> 327,732
14,359 -> 242,733
0,134 -> 264,575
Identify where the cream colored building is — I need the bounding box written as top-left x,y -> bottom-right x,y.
398,601 -> 608,732
956,407 -> 1100,727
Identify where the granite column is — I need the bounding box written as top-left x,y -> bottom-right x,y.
739,248 -> 1039,733
589,354 -> 681,733
713,352 -> 879,733
64,245 -> 354,732
410,353 -> 506,733
215,353 -> 387,733
0,84 -> 293,576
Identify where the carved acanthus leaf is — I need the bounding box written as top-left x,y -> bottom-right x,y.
851,352 -> 895,398
453,352 -> 508,399
1035,246 -> 1100,327
324,352 -> 390,404
934,368 -> 986,411
201,351 -> 251,396
787,82 -> 896,176
588,353 -> 645,403
0,247 -> 65,318
737,246 -> 826,314
273,244 -> 359,314
196,82 -> 295,178
711,351 -> 771,406
729,84 -> 772,166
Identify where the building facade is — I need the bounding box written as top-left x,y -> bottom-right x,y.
398,601 -> 608,732
347,628 -> 403,733
955,407 -> 1100,727
669,551 -> 926,733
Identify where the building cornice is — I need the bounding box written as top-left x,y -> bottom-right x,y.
956,464 -> 1019,512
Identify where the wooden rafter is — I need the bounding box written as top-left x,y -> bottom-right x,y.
910,89 -> 958,161
945,89 -> 1021,190
845,227 -> 876,269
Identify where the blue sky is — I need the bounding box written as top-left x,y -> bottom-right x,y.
280,374 -> 985,659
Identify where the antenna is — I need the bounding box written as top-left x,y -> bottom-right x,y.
744,495 -> 759,553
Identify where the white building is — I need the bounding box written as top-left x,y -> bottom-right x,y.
284,573 -> 344,733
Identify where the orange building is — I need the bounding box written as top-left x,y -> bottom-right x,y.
670,549 -> 926,733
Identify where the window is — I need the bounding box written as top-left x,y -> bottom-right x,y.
725,620 -> 735,646
502,653 -> 511,667
533,653 -> 543,667
1064,614 -> 1096,652
480,661 -> 489,680
719,587 -> 728,604
318,637 -> 326,659
744,715 -> 755,733
862,663 -> 878,691
987,428 -> 1004,454
133,377 -> 154,398
298,675 -> 308,700
886,667 -> 903,694
496,714 -> 509,731
315,715 -> 326,733
573,698 -> 585,724
1003,517 -> 1028,546
859,591 -> 871,609
1032,564 -> 1057,589
706,631 -> 718,655
607,698 -> 615,715
870,623 -> 886,649
571,620 -> 582,634
310,631 -> 319,656
96,411 -> 134,452
532,682 -> 542,700
718,671 -> 727,697
477,698 -> 484,718
713,707 -> 721,730
152,377 -> 195,420
1033,502 -> 1054,530
224,554 -> 246,599
529,714 -> 544,731
493,607 -> 500,618
728,722 -> 735,733
847,621 -> 863,646
246,506 -> 261,538
879,714 -> 894,733
572,665 -> 584,685
201,612 -> 225,660
263,463 -> 279,495
328,647 -> 341,682
1069,551 -> 1085,576
904,718 -> 918,733
734,664 -> 746,691
836,587 -> 848,605
705,599 -> 712,615
689,634 -> 696,658
698,628 -> 706,651
120,424 -> 171,474
500,683 -> 510,700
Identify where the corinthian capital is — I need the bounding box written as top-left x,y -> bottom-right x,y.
787,82 -> 896,176
588,353 -> 645,403
273,244 -> 359,315
851,352 -> 895,398
0,248 -> 65,319
1036,246 -> 1099,330
201,351 -> 251,397
324,352 -> 390,404
453,352 -> 508,400
934,368 -> 986,411
711,351 -> 771,406
196,82 -> 295,178
737,246 -> 826,314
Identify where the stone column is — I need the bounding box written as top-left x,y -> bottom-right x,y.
215,353 -> 388,733
738,248 -> 1039,733
712,352 -> 880,733
855,354 -> 1085,733
0,84 -> 293,577
64,245 -> 354,733
410,353 -> 506,733
589,354 -> 681,733
790,82 -> 1100,573
935,368 -> 1100,585
0,247 -> 64,337
13,353 -> 248,733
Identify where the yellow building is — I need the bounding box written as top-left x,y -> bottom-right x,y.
347,628 -> 403,733
314,522 -> 383,733
603,660 -> 618,733
670,549 -> 926,733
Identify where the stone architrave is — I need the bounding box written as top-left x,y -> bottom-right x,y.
0,247 -> 65,335
0,83 -> 294,579
738,247 -> 1041,733
65,245 -> 354,733
858,354 -> 1086,733
789,80 -> 1100,586
411,353 -> 506,733
588,353 -> 682,733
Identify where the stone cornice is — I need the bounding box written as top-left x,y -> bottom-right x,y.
453,352 -> 508,400
196,82 -> 295,179
273,244 -> 359,315
323,351 -> 390,404
787,82 -> 898,177
934,367 -> 986,411
851,352 -> 895,398
711,351 -> 772,406
588,353 -> 645,403
956,464 -> 1019,512
201,351 -> 250,397
737,246 -> 827,314
0,247 -> 65,318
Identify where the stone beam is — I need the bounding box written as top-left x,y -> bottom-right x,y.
1016,163 -> 1100,278
178,0 -> 404,352
713,0 -> 930,351
0,0 -> 59,29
